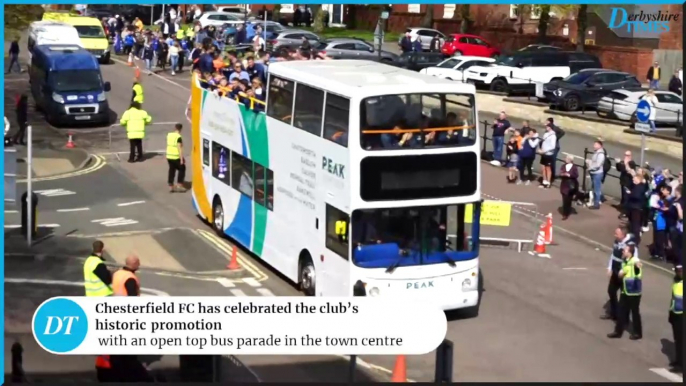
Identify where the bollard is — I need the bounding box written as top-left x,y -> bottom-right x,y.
434,339 -> 453,383
11,341 -> 24,383
20,192 -> 38,239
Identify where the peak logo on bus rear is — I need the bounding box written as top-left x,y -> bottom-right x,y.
323,157 -> 345,179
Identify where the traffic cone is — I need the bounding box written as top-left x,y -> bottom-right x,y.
227,245 -> 240,270
544,213 -> 553,245
127,52 -> 133,66
65,132 -> 75,148
134,67 -> 141,79
391,355 -> 407,382
534,230 -> 547,254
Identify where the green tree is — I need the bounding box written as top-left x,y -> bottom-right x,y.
459,4 -> 471,34
272,4 -> 281,23
575,4 -> 588,52
310,5 -> 326,33
420,5 -> 434,29
5,4 -> 44,40
536,4 -> 590,52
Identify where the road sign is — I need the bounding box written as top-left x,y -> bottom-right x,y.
634,122 -> 651,133
635,100 -> 651,123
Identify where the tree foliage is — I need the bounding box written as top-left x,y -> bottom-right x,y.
459,4 -> 471,34
5,4 -> 44,40
311,5 -> 326,33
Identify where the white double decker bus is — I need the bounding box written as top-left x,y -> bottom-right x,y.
190,60 -> 483,313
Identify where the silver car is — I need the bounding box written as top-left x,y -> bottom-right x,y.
398,27 -> 445,51
315,38 -> 398,63
270,29 -> 320,50
597,88 -> 683,124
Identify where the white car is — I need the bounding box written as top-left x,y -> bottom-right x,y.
420,56 -> 495,82
597,89 -> 683,123
399,27 -> 445,51
198,12 -> 245,28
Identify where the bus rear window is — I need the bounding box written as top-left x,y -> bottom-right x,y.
360,152 -> 477,201
360,93 -> 476,150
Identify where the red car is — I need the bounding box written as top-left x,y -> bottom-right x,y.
441,34 -> 500,58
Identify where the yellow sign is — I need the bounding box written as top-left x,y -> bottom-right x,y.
465,202 -> 512,227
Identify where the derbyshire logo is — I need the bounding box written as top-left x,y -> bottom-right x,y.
608,8 -> 679,33
32,298 -> 89,354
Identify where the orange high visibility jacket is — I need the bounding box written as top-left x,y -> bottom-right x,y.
112,269 -> 140,296
96,355 -> 111,369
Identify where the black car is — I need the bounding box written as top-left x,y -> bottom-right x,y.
518,44 -> 561,52
543,69 -> 642,111
393,52 -> 447,71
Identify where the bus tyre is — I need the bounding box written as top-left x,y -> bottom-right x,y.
212,199 -> 224,236
299,256 -> 316,296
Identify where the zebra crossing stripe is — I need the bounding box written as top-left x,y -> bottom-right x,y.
242,278 -> 261,287
229,289 -> 247,297
35,189 -> 76,197
91,217 -> 139,227
216,278 -> 235,288
256,288 -> 274,296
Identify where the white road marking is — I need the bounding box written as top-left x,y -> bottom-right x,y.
256,288 -> 274,296
216,278 -> 236,288
528,251 -> 551,259
56,207 -> 90,212
242,277 -> 261,287
5,224 -> 60,229
230,289 -> 247,297
35,188 -> 76,197
563,267 -> 588,270
4,278 -> 169,296
91,217 -> 139,227
650,368 -> 683,383
117,200 -> 145,207
5,210 -> 18,213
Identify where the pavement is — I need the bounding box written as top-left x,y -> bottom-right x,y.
3,47 -> 684,383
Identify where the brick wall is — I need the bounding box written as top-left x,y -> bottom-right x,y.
658,3 -> 682,50
585,46 -> 654,77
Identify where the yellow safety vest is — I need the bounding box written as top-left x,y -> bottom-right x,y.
671,280 -> 683,314
132,83 -> 144,104
83,255 -> 113,297
177,29 -> 186,39
621,257 -> 642,296
187,28 -> 195,39
166,132 -> 182,160
120,107 -> 151,139
335,220 -> 347,241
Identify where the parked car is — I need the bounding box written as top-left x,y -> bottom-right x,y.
596,88 -> 683,124
246,20 -> 284,41
543,69 -> 641,111
399,27 -> 445,51
463,51 -> 602,94
393,52 -> 446,71
316,38 -> 397,62
420,56 -> 496,82
270,29 -> 320,50
441,34 -> 500,58
198,12 -> 245,28
518,44 -> 561,52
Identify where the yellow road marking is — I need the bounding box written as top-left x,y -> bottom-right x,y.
195,229 -> 268,282
18,154 -> 106,182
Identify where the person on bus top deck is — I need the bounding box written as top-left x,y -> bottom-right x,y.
380,121 -> 413,149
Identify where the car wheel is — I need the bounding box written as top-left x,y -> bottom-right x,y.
299,255 -> 316,296
490,79 -> 507,93
453,50 -> 462,56
212,199 -> 224,236
563,95 -> 580,111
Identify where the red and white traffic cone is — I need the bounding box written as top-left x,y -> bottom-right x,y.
127,52 -> 134,66
544,213 -> 553,245
529,229 -> 550,258
65,132 -> 75,148
226,244 -> 241,271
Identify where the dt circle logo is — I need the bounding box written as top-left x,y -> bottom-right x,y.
32,298 -> 88,354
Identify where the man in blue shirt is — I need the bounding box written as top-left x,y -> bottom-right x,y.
245,56 -> 266,83
198,46 -> 215,74
228,63 -> 250,83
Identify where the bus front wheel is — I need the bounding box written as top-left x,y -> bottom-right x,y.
212,199 -> 224,236
299,256 -> 316,296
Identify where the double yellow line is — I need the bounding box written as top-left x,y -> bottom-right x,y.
18,154 -> 106,182
195,229 -> 268,282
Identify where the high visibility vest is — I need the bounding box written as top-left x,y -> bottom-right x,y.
187,28 -> 195,39
671,280 -> 683,314
621,257 -> 642,296
132,83 -> 144,104
177,29 -> 186,39
83,255 -> 113,297
112,269 -> 140,296
166,132 -> 182,160
120,108 -> 151,139
335,220 -> 347,241
95,355 -> 111,369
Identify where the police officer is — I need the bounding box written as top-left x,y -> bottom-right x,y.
608,244 -> 643,340
166,123 -> 186,192
83,240 -> 113,297
669,265 -> 683,370
131,76 -> 144,105
602,227 -> 638,320
112,255 -> 141,296
120,102 -> 151,163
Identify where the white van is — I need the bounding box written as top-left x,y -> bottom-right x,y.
28,21 -> 82,60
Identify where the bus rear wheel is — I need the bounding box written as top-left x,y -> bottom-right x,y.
299,257 -> 316,296
212,200 -> 224,236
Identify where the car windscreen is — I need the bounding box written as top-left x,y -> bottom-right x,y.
73,25 -> 105,38
562,71 -> 596,84
50,69 -> 102,92
495,55 -> 517,66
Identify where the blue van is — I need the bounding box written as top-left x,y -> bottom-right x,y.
29,45 -> 111,125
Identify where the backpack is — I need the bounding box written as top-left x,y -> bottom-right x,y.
602,149 -> 612,174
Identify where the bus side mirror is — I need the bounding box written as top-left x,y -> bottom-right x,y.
103,82 -> 111,92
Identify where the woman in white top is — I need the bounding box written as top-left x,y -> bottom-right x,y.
641,88 -> 659,133
168,41 -> 180,76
